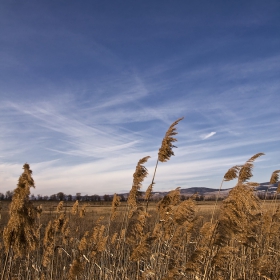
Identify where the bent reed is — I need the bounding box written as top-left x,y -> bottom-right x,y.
1,118 -> 280,279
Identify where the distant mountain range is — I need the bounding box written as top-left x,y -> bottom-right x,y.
122,182 -> 278,197
149,187 -> 231,198
118,182 -> 279,199
256,182 -> 279,192
69,182 -> 279,201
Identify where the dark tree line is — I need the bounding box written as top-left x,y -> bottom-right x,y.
0,191 -> 14,201
0,191 -> 127,202
0,190 -> 277,202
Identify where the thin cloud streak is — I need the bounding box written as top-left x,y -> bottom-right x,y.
202,132 -> 216,140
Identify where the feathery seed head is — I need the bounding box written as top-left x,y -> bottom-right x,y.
238,153 -> 265,183
3,163 -> 38,257
224,165 -> 242,181
54,213 -> 66,232
214,182 -> 261,247
144,183 -> 155,201
43,221 -> 54,246
91,216 -> 104,243
173,198 -> 196,225
270,170 -> 280,184
97,235 -> 108,252
158,117 -> 183,162
157,187 -> 181,218
247,152 -> 265,163
110,194 -> 121,221
56,201 -> 64,213
132,156 -> 150,187
71,200 -> 79,215
78,231 -> 89,251
79,205 -> 86,218
62,218 -> 70,244
127,156 -> 150,216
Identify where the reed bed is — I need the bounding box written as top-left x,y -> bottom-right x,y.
1,118 -> 280,280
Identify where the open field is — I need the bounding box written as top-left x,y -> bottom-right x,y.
0,200 -> 220,238
1,195 -> 280,279
1,199 -> 279,224
0,200 -> 223,243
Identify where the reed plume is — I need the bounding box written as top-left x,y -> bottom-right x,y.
78,231 -> 89,252
144,183 -> 154,201
270,170 -> 280,184
173,198 -> 196,225
238,152 -> 264,183
79,205 -> 86,218
3,163 -> 38,258
127,156 -> 150,217
210,165 -> 242,224
211,153 -> 264,224
223,165 -> 242,181
71,200 -> 79,215
90,216 -> 108,258
53,213 -> 67,233
202,154 -> 264,279
61,217 -> 70,245
145,117 -> 183,209
56,201 -> 64,213
158,117 -> 184,163
214,183 -> 261,247
126,206 -> 148,245
157,187 -> 181,219
110,194 -> 121,221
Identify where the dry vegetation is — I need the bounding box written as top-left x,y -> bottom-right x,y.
1,118 -> 280,279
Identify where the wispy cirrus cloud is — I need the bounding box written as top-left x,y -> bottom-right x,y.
201,132 -> 216,140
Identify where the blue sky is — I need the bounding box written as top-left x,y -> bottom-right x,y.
1,1 -> 280,196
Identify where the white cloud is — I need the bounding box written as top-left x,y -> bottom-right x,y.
201,132 -> 216,140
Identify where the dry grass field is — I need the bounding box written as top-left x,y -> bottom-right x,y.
1,118 -> 280,279
1,192 -> 280,280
